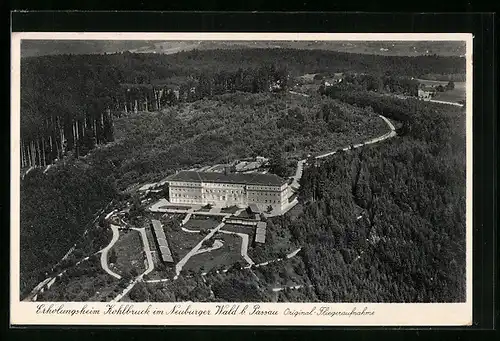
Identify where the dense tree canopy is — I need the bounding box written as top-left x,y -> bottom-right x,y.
20,161 -> 116,298
289,92 -> 466,302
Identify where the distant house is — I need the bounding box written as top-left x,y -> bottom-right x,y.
269,80 -> 283,92
418,85 -> 436,100
323,73 -> 344,87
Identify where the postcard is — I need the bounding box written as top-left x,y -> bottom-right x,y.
11,32 -> 472,326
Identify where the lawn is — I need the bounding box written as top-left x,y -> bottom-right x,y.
182,233 -> 244,273
191,214 -> 222,221
160,216 -> 203,261
220,223 -> 255,237
158,205 -> 190,211
111,229 -> 146,277
184,218 -> 220,231
432,88 -> 466,103
220,205 -> 240,214
417,79 -> 466,103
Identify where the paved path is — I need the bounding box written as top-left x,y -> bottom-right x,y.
195,239 -> 224,255
181,212 -> 193,225
181,226 -> 201,234
427,99 -> 464,107
286,248 -> 302,259
174,214 -> 232,277
145,278 -> 170,283
289,90 -> 310,97
219,229 -> 255,266
99,224 -> 122,279
315,115 -> 396,160
283,114 -> 396,210
290,160 -> 305,190
254,248 -> 301,268
272,284 -> 312,292
149,204 -> 230,217
380,89 -> 464,107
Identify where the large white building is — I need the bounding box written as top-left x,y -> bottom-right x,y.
165,171 -> 290,214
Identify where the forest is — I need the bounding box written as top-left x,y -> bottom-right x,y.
20,48 -> 465,169
89,92 -> 388,190
286,93 -> 466,302
320,73 -> 420,96
20,160 -> 117,298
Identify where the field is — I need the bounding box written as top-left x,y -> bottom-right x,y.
220,223 -> 255,236
183,233 -> 244,273
417,79 -> 466,103
111,230 -> 146,277
160,219 -> 203,261
184,218 -> 220,231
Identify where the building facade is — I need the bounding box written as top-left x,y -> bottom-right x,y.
165,171 -> 290,214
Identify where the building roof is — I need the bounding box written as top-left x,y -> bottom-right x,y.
166,171 -> 286,186
151,220 -> 174,262
255,222 -> 267,243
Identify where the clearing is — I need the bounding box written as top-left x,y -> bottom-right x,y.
182,232 -> 244,273
111,229 -> 146,278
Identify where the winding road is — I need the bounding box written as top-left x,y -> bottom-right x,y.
287,114 -> 396,197
99,224 -> 122,279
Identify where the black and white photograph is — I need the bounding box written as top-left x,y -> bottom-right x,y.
10,33 -> 472,326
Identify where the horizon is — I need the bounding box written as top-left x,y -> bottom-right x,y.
21,40 -> 467,58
